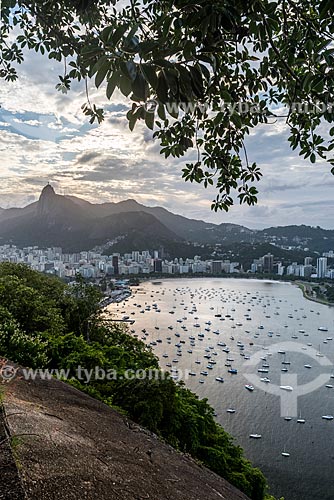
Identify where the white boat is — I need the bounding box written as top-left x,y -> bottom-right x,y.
322,415 -> 334,420
318,326 -> 328,332
249,434 -> 262,439
304,364 -> 312,369
260,377 -> 270,383
227,408 -> 236,413
280,385 -> 293,391
297,411 -> 305,424
281,452 -> 290,457
325,384 -> 333,389
215,377 -> 224,383
245,384 -> 254,391
284,417 -> 292,421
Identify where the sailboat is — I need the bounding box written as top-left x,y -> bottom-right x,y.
189,359 -> 196,376
214,307 -> 221,318
281,450 -> 290,457
281,353 -> 291,365
280,385 -> 293,391
297,411 -> 306,424
316,344 -> 324,357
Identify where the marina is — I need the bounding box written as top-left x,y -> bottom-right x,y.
107,278 -> 334,500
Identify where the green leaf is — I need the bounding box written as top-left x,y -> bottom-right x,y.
145,110 -> 155,130
132,73 -> 148,101
157,103 -> 166,121
106,71 -> 119,99
141,64 -> 158,89
119,75 -> 132,96
120,61 -> 137,81
111,24 -> 128,45
189,65 -> 204,98
302,72 -> 314,92
183,40 -> 195,60
231,113 -> 242,128
156,72 -> 169,103
312,75 -> 324,93
100,26 -> 114,44
91,55 -> 108,76
95,60 -> 110,88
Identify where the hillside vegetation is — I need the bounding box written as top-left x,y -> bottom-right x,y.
0,263 -> 281,500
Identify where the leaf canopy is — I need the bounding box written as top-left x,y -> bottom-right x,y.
1,0 -> 334,210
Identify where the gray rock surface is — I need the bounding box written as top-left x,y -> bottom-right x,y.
1,366 -> 250,500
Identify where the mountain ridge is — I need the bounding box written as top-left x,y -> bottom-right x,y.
0,185 -> 333,254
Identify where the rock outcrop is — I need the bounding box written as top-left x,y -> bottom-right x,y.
0,364 -> 250,500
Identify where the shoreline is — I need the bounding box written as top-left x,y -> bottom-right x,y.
296,282 -> 334,307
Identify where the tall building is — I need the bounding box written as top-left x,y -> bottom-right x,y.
112,255 -> 119,275
316,257 -> 327,278
301,265 -> 313,278
211,261 -> 222,274
154,259 -> 162,273
132,251 -> 140,262
273,262 -> 284,275
304,256 -> 312,266
262,253 -> 274,273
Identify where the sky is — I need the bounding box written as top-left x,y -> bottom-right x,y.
1,48 -> 334,229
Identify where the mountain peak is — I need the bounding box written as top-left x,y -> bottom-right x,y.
37,184 -> 57,216
39,183 -> 56,200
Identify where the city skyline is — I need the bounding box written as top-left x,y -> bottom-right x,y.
1,49 -> 334,229
1,244 -> 332,281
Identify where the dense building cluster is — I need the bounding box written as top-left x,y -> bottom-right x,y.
250,253 -> 334,279
0,245 -> 332,280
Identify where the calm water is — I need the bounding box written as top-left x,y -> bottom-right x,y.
107,278 -> 334,500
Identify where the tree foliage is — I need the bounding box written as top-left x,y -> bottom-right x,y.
1,0 -> 333,210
